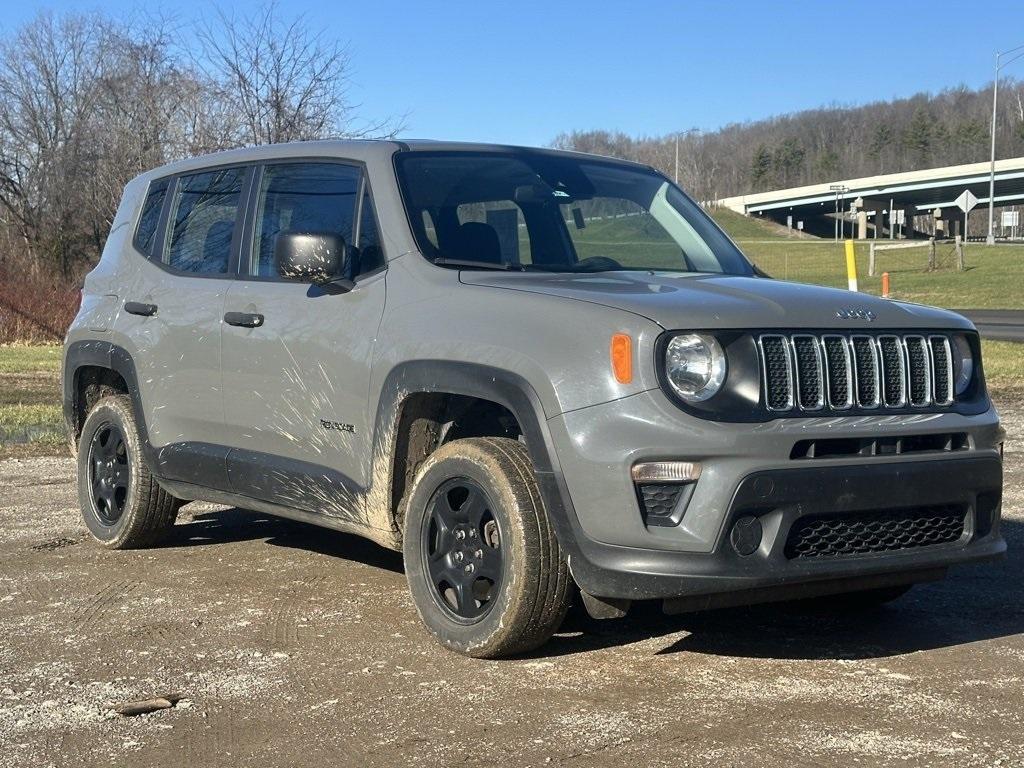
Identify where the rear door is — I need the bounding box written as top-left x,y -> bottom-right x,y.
220,161 -> 387,518
122,166 -> 249,488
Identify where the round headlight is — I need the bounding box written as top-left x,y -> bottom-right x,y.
952,334 -> 974,395
664,333 -> 727,402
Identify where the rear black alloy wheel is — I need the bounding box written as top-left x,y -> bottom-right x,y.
77,394 -> 180,549
88,422 -> 130,524
403,437 -> 572,658
422,477 -> 504,622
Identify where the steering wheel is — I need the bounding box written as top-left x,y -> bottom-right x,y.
575,256 -> 623,271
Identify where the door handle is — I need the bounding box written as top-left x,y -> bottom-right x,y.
124,301 -> 157,317
224,311 -> 264,328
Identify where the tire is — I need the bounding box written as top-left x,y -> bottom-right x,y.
402,437 -> 572,658
77,394 -> 179,549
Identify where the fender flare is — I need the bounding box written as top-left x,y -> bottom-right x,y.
371,360 -> 588,562
62,340 -> 230,489
63,340 -> 152,458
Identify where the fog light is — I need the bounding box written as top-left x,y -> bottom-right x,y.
730,516 -> 763,556
631,461 -> 702,483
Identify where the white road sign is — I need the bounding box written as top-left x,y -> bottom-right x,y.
1002,210 -> 1019,227
955,190 -> 979,214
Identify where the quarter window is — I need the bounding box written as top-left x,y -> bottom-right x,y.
357,187 -> 384,274
251,163 -> 361,278
134,177 -> 169,257
164,168 -> 245,275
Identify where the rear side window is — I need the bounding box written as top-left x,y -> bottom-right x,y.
164,167 -> 246,275
250,163 -> 361,278
134,178 -> 169,257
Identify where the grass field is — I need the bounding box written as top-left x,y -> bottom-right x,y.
707,206 -> 1023,309
567,207 -> 1021,310
733,240 -> 1024,308
1,341 -> 1019,458
0,345 -> 63,458
709,207 -> 813,240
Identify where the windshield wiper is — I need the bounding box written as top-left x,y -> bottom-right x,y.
433,258 -> 520,271
522,263 -> 615,273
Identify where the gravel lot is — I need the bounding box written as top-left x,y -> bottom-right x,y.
1,393 -> 1022,768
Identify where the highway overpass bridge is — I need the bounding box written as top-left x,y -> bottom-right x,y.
717,157 -> 1024,239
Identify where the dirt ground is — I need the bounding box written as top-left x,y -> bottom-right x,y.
1,395 -> 1022,768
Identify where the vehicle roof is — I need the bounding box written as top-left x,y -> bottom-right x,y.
134,139 -> 650,184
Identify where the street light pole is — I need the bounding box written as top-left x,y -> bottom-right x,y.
674,134 -> 679,184
829,184 -> 848,242
834,190 -> 839,241
987,44 -> 1024,245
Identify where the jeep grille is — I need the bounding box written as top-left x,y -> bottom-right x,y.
758,333 -> 954,413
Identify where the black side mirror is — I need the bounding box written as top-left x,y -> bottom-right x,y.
274,231 -> 346,284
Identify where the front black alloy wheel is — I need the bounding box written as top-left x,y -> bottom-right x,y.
403,437 -> 572,658
89,422 -> 130,524
422,477 -> 504,622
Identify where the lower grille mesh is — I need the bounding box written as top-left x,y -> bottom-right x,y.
784,505 -> 967,559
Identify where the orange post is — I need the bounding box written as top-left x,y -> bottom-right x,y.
881,272 -> 890,299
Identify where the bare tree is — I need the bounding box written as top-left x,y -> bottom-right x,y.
196,3 -> 398,145
0,12 -> 106,274
0,5 -> 402,278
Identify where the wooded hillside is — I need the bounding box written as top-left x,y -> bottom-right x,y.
554,83 -> 1024,202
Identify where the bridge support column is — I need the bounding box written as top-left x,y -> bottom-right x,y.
857,210 -> 869,239
874,210 -> 885,239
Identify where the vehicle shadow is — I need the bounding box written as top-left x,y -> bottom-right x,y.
539,518 -> 1023,661
162,505 -> 404,574
163,504 -> 1021,662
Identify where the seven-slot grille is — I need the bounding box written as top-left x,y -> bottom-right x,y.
758,333 -> 954,413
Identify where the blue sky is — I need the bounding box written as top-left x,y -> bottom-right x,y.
4,1 -> 1024,146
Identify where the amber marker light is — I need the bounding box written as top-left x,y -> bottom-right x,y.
610,333 -> 633,384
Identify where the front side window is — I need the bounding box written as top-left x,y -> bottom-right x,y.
164,168 -> 245,275
134,177 -> 169,257
395,151 -> 753,275
250,163 -> 361,278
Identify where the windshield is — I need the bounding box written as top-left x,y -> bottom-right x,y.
394,150 -> 753,275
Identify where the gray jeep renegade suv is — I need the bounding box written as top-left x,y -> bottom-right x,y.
63,140 -> 1005,657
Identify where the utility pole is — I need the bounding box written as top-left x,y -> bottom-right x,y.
987,44 -> 1024,245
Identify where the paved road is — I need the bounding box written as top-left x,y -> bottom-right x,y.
1,396 -> 1022,767
960,309 -> 1024,342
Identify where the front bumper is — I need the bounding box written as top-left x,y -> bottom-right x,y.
539,388 -> 1004,605
543,455 -> 1003,603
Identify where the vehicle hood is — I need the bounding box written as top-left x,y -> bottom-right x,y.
458,271 -> 974,331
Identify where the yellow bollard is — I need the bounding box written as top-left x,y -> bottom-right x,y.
844,240 -> 859,292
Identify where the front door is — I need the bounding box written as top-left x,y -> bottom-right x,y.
220,161 -> 387,522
